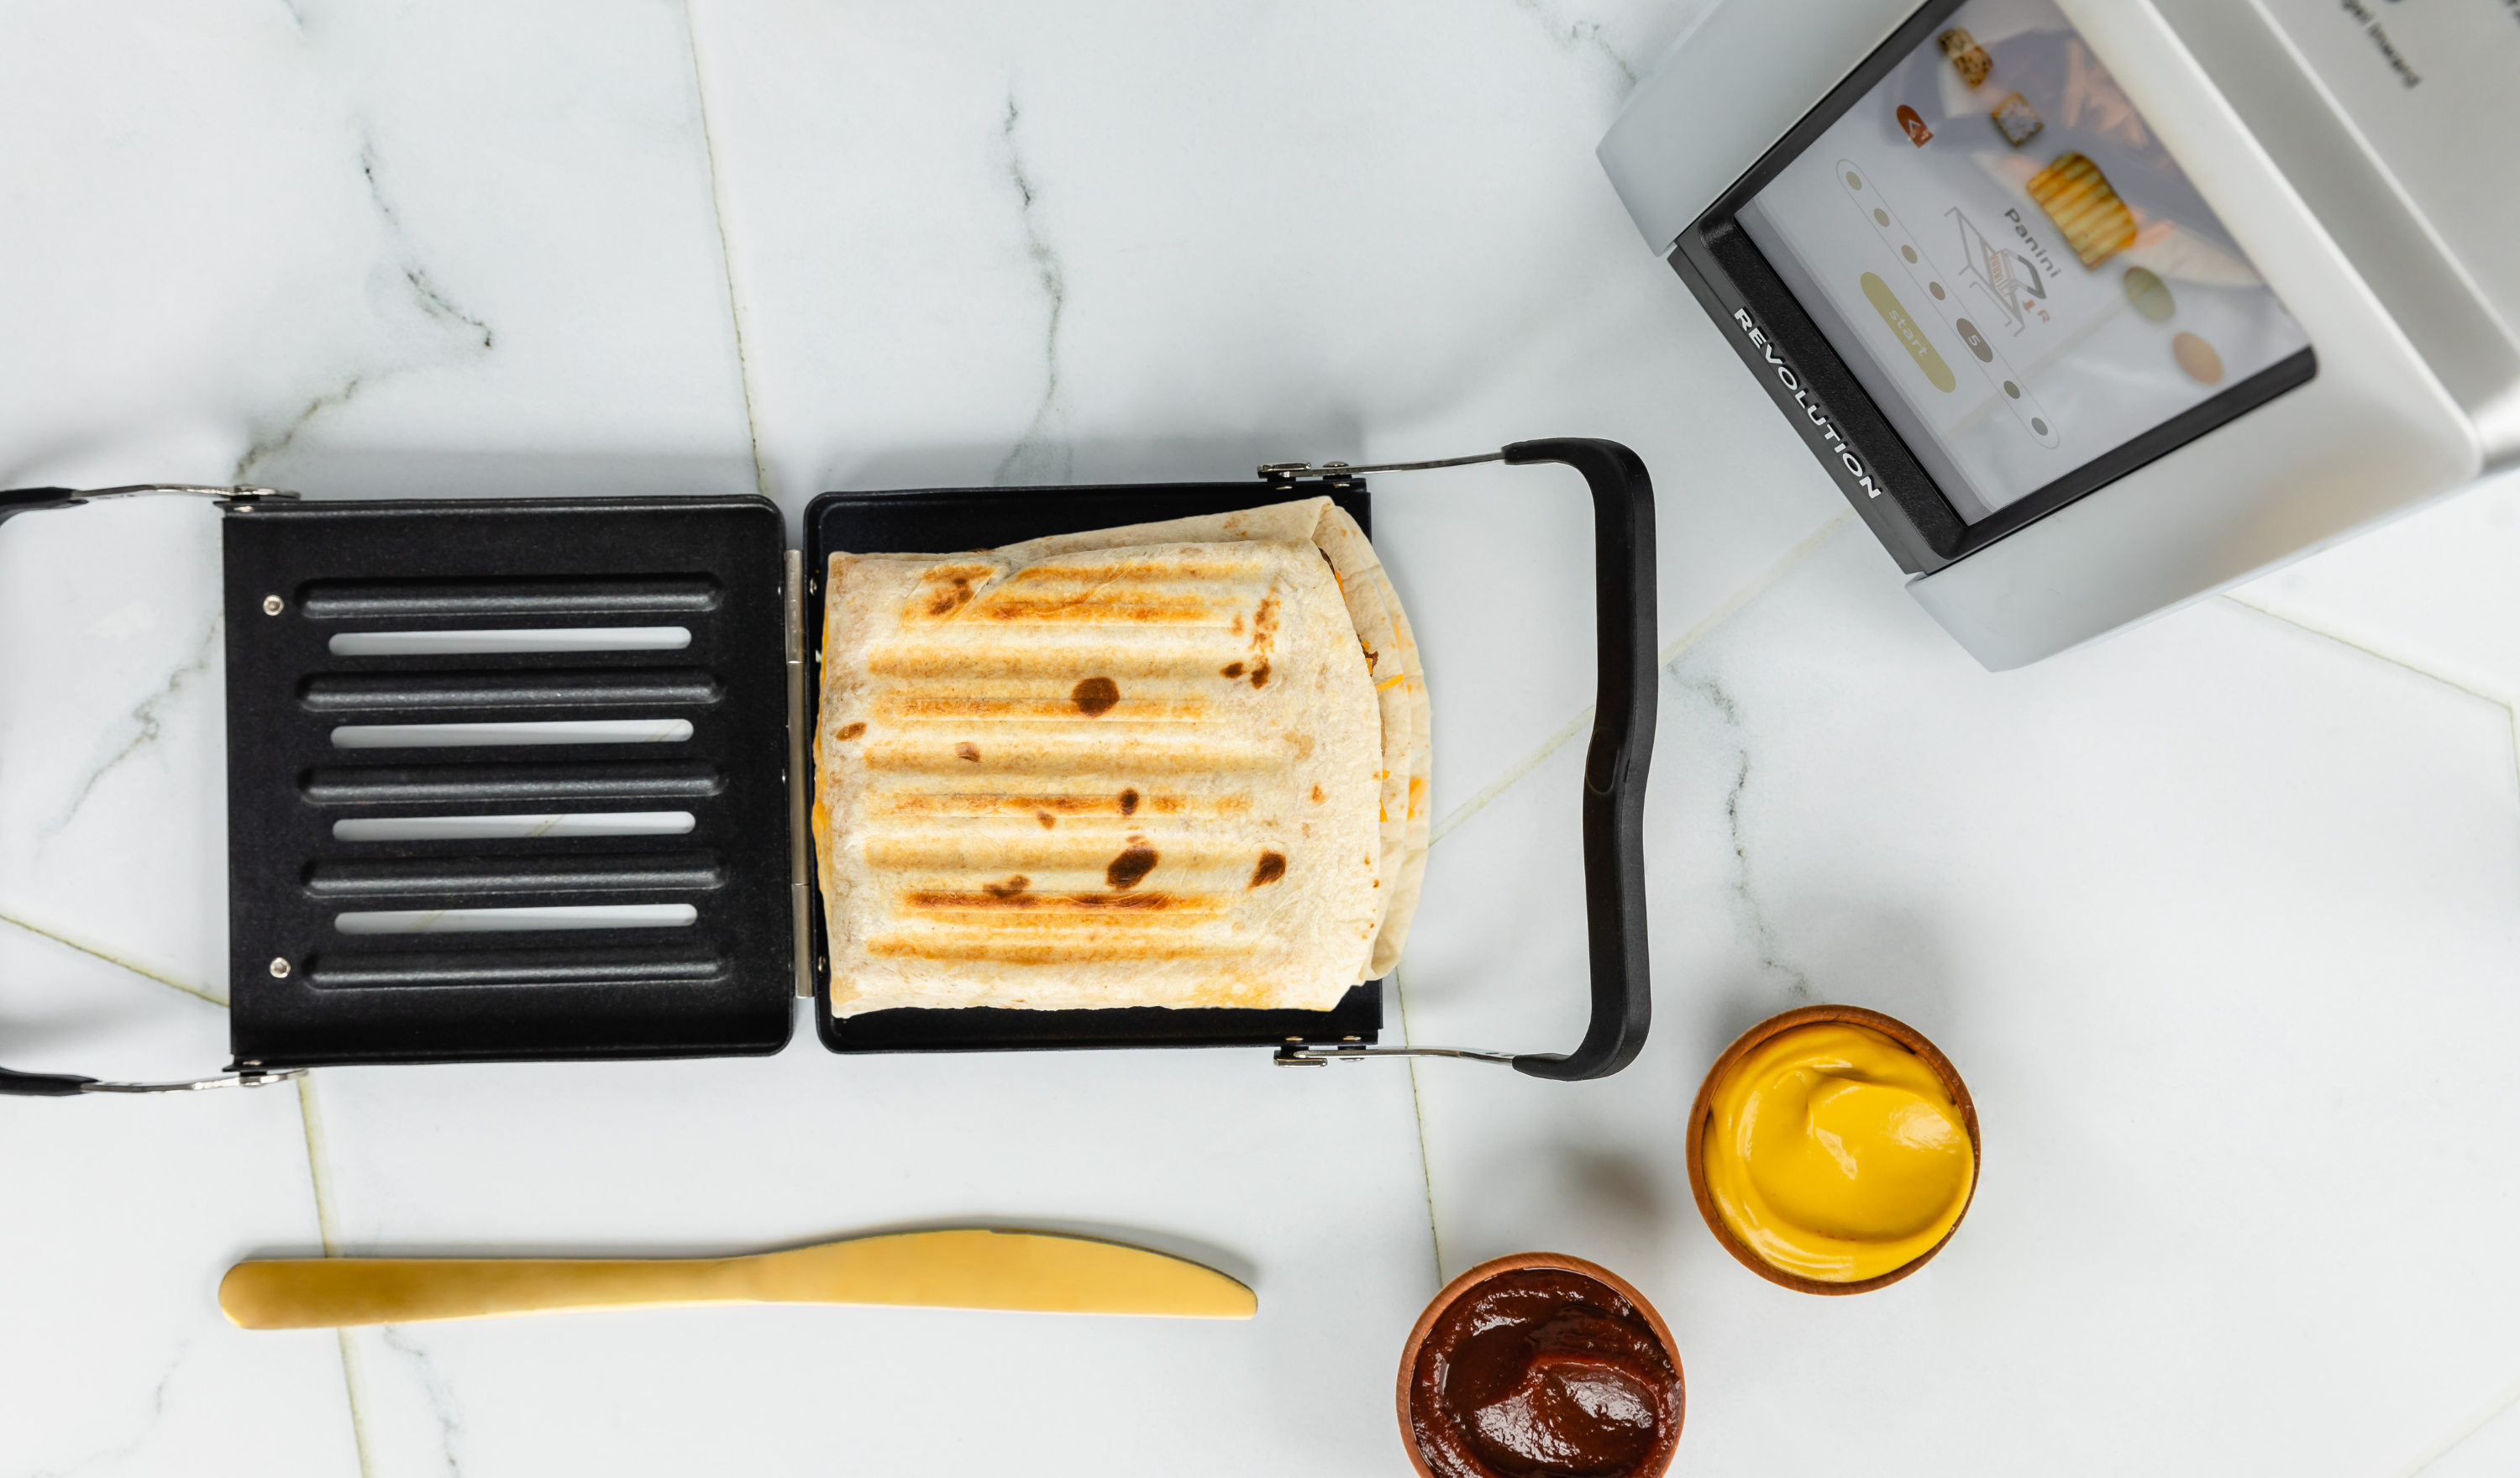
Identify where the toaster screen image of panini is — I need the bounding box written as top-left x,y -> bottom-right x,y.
814,498 -> 1427,1017
2026,152 -> 2136,268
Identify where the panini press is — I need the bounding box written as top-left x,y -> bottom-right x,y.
0,438 -> 1656,1096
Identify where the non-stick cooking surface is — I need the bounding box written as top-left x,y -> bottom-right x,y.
805,481 -> 1383,1054
224,495 -> 795,1069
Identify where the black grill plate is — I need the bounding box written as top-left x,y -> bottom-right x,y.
223,496 -> 793,1068
805,483 -> 1383,1055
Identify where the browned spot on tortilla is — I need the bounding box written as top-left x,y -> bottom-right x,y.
954,742 -> 980,763
837,722 -> 866,741
1151,794 -> 1185,814
1071,676 -> 1120,716
1119,788 -> 1140,816
1221,662 -> 1245,679
1248,659 -> 1271,689
1231,614 -> 1243,635
911,564 -> 994,620
1311,784 -> 1326,802
1106,844 -> 1158,890
981,876 -> 1032,899
1250,851 -> 1287,888
1035,810 -> 1056,829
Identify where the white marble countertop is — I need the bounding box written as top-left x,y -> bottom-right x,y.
7,3 -> 2520,1475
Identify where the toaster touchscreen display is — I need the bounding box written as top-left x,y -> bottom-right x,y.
1735,0 -> 2312,524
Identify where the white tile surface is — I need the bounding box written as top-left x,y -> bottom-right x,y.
2419,1381 -> 2520,1478
309,1019 -> 1436,1477
687,0 -> 1839,813
0,927 -> 356,1475
1404,528 -> 2520,1475
0,0 -> 755,498
5,0 -> 2520,1473
2236,464 -> 2520,702
0,495 -> 228,996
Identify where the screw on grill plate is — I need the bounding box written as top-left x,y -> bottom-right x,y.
261,594 -> 284,616
268,957 -> 291,978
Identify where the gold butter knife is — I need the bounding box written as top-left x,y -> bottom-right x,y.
219,1229 -> 1256,1329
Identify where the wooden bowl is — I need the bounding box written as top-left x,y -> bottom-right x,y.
1394,1251 -> 1684,1478
1686,1004 -> 1980,1296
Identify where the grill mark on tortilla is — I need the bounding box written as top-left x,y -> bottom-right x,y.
873,694 -> 1208,723
903,890 -> 1215,916
869,650 -> 1250,680
869,790 -> 1213,819
865,742 -> 1279,775
864,837 -> 1267,872
864,935 -> 1260,964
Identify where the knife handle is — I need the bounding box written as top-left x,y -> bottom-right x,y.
219,1255 -> 753,1329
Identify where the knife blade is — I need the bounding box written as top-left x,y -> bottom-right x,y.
219,1229 -> 1256,1329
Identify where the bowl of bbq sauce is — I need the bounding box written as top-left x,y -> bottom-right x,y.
1398,1253 -> 1683,1478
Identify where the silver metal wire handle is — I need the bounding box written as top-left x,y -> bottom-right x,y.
1259,441 -> 1659,1082
0,482 -> 311,1098
77,1069 -> 308,1094
66,483 -> 297,502
0,481 -> 297,535
1264,453 -> 1529,1071
1257,453 -> 1505,479
1273,1042 -> 1518,1068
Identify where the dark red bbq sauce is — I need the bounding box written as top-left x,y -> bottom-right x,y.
1409,1268 -> 1681,1478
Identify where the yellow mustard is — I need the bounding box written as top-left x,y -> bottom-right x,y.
1700,1020 -> 1974,1283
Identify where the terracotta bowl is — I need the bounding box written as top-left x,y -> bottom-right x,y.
1394,1251 -> 1684,1478
1687,1004 -> 1980,1296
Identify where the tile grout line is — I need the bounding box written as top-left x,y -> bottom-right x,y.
2218,592 -> 2512,706
1429,703 -> 1593,846
1426,509 -> 1854,846
679,0 -> 773,506
2218,594 -> 2520,801
1654,510 -> 1854,671
1387,966 -> 1448,1284
2390,1370 -> 2520,1478
0,907 -> 223,1007
297,1075 -> 379,1478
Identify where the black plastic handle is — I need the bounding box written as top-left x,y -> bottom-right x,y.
0,1065 -> 97,1097
1499,438 -> 1656,1081
0,486 -> 83,532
